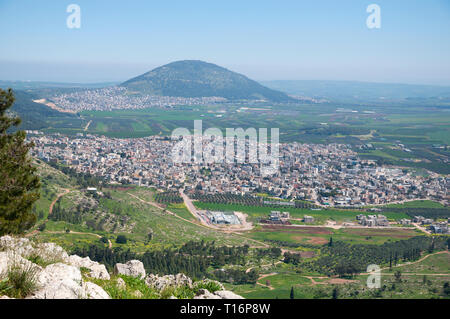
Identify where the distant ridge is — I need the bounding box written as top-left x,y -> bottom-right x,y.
120,60 -> 295,102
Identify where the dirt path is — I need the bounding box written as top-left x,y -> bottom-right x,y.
26,188 -> 71,238
180,190 -> 254,231
255,273 -> 278,290
48,188 -> 71,216
360,250 -> 449,275
84,120 -> 92,131
411,222 -> 431,235
27,188 -> 113,248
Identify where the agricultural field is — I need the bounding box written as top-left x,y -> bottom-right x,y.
225,251 -> 450,299
248,224 -> 422,246
193,201 -> 410,223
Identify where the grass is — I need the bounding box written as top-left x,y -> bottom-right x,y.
226,252 -> 450,299
85,275 -> 222,299
247,224 -> 422,247
86,275 -> 159,299
194,201 -> 410,223
0,262 -> 39,298
390,252 -> 450,274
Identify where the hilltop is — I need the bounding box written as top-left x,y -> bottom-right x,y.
121,60 -> 295,102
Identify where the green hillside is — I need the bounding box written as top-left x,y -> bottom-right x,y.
121,60 -> 295,102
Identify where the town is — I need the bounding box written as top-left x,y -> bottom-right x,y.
47,86 -> 228,111
28,132 -> 449,209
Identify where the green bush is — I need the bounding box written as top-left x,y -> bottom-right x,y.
1,262 -> 39,298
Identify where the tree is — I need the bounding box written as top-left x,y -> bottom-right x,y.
290,286 -> 294,299
0,88 -> 40,235
443,282 -> 450,297
116,235 -> 127,244
394,270 -> 402,283
332,287 -> 339,299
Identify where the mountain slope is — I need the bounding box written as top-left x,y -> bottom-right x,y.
9,90 -> 77,130
121,60 -> 294,102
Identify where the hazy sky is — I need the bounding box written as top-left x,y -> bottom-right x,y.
1,0 -> 449,84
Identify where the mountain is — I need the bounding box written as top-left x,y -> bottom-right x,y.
8,90 -> 77,130
121,60 -> 295,102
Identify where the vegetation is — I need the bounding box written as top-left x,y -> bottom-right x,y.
0,262 -> 39,298
154,191 -> 183,204
121,60 -> 294,102
0,88 -> 40,235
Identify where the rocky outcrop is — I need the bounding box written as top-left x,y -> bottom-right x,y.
0,236 -> 110,299
113,260 -> 145,279
144,274 -> 244,299
67,255 -> 110,280
194,288 -> 244,299
29,263 -> 109,299
145,273 -> 192,291
0,236 -> 35,258
213,290 -> 245,299
0,236 -> 244,299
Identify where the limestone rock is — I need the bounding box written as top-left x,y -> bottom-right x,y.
68,255 -> 110,280
34,242 -> 69,264
194,289 -> 222,299
83,282 -> 111,299
116,277 -> 126,289
30,263 -> 85,299
145,273 -> 192,291
113,260 -> 145,279
214,290 -> 245,299
0,236 -> 34,258
0,251 -> 41,276
29,263 -> 108,299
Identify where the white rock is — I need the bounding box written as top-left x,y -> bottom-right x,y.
214,290 -> 245,299
194,289 -> 222,299
0,251 -> 41,276
114,260 -> 145,279
34,243 -> 69,264
0,236 -> 34,258
31,263 -> 85,299
83,282 -> 110,299
116,277 -> 126,289
68,255 -> 110,280
145,273 -> 192,291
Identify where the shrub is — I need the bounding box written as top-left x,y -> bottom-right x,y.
116,235 -> 127,244
193,279 -> 223,294
1,262 -> 39,298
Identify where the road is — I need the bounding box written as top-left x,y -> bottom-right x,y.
361,250 -> 449,275
180,190 -> 254,231
83,120 -> 92,131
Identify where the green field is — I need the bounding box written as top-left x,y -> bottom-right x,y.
194,201 -> 411,223
226,252 -> 450,299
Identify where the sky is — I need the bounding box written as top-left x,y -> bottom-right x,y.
0,0 -> 449,85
